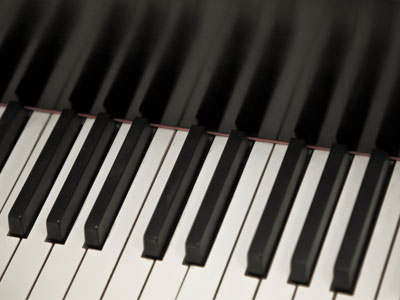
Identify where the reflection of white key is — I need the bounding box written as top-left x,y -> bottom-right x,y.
0,113 -> 58,277
336,162 -> 400,300
0,118 -> 93,299
0,111 -> 50,211
177,141 -> 273,300
378,217 -> 400,300
29,122 -> 131,300
216,144 -> 287,300
295,156 -> 369,300
256,150 -> 329,300
71,129 -> 183,300
140,136 -> 227,300
0,106 -> 5,118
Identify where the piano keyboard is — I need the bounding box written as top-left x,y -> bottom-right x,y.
0,105 -> 398,300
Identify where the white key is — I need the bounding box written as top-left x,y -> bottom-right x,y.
70,129 -> 184,300
378,215 -> 400,300
140,136 -> 228,300
0,106 -> 5,118
0,113 -> 58,277
0,111 -> 50,212
336,162 -> 400,300
0,118 -> 94,299
29,123 -> 131,300
177,141 -> 274,300
255,150 -> 329,300
216,144 -> 287,300
295,155 -> 369,300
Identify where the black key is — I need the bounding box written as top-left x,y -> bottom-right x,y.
185,131 -> 250,266
8,109 -> 81,238
331,149 -> 391,294
289,144 -> 351,285
84,117 -> 152,249
143,126 -> 210,259
247,139 -> 308,278
0,101 -> 28,172
46,114 -> 116,243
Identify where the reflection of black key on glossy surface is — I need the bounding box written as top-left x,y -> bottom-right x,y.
143,126 -> 210,259
289,144 -> 350,285
46,114 -> 116,244
69,7 -> 128,114
0,101 -> 28,172
185,131 -> 250,266
84,117 -> 152,249
331,149 -> 391,294
15,2 -> 76,106
0,3 -> 41,97
139,12 -> 199,124
8,109 -> 81,238
247,139 -> 308,278
103,8 -> 161,119
195,21 -> 253,131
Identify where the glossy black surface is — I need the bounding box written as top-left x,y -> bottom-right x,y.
1,0 -> 399,154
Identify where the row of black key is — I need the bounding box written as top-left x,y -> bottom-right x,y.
0,106 -> 397,296
246,141 -> 394,295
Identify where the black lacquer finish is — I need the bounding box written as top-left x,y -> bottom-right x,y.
1,0 -> 399,154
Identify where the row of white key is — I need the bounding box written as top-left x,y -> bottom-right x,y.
0,111 -> 399,300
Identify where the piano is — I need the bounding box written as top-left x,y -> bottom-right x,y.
0,0 -> 399,298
